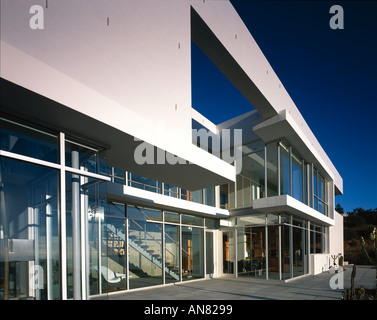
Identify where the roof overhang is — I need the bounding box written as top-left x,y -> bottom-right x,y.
251,195 -> 334,226
106,183 -> 229,218
0,78 -> 235,190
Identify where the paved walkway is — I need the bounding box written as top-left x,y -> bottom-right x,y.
104,265 -> 375,300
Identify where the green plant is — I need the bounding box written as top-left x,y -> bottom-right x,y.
360,226 -> 377,297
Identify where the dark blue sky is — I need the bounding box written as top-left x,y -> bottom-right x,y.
192,0 -> 377,213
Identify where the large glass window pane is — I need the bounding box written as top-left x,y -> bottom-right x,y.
206,232 -> 214,275
220,184 -> 229,209
164,211 -> 179,224
0,158 -> 59,300
204,187 -> 215,207
128,220 -> 163,289
279,141 -> 290,196
182,227 -> 204,281
66,173 -> 106,299
222,229 -> 235,274
292,150 -> 303,202
128,172 -> 161,194
0,117 -> 58,163
164,184 -> 179,198
292,219 -> 305,277
165,225 -> 180,283
191,189 -> 203,204
127,205 -> 162,222
228,182 -> 235,208
65,139 -> 101,174
239,150 -> 265,207
268,225 -> 279,279
281,223 -> 291,280
266,142 -> 278,197
181,214 -> 203,226
101,217 -> 127,293
237,221 -> 266,279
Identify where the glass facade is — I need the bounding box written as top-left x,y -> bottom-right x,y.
0,116 -> 335,300
226,213 -> 324,281
0,117 -> 108,300
220,139 -> 330,217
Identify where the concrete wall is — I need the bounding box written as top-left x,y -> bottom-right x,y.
329,211 -> 344,258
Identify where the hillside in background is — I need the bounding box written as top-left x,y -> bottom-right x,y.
340,206 -> 377,265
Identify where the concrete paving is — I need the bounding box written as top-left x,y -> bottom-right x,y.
102,265 -> 375,300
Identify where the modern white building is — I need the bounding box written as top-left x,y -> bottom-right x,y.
0,0 -> 343,300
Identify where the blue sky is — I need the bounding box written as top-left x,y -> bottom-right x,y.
192,1 -> 377,213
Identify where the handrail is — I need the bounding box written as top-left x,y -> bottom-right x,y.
134,206 -> 190,256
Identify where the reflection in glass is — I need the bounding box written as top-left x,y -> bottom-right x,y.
101,218 -> 127,293
165,225 -> 180,283
279,141 -> 290,196
181,214 -> 203,226
292,150 -> 303,202
0,117 -> 58,163
237,226 -> 266,278
206,232 -> 214,275
281,224 -> 291,280
127,205 -> 162,222
128,172 -> 162,194
292,221 -> 304,277
65,139 -> 100,174
182,227 -> 204,281
268,226 -> 279,279
128,220 -> 163,289
66,173 -> 106,299
0,158 -> 59,300
266,142 -> 278,197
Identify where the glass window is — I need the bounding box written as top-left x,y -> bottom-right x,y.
239,149 -> 265,205
127,205 -> 162,222
279,141 -> 290,196
128,220 -> 163,289
65,173 -> 106,299
106,202 -> 125,218
205,218 -> 220,229
101,218 -> 127,293
241,139 -> 265,155
268,225 -> 279,279
291,150 -> 303,202
237,214 -> 266,227
128,172 -> 162,193
204,187 -> 215,207
281,223 -> 291,280
181,227 -> 204,281
0,117 -> 58,163
181,214 -> 204,226
220,184 -> 229,209
191,189 -> 203,204
310,225 -> 326,254
65,139 -> 100,174
266,142 -> 278,197
165,225 -> 180,283
164,184 -> 179,198
292,219 -> 306,277
164,211 -> 179,224
0,158 -> 59,300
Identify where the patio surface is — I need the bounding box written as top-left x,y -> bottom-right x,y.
101,264 -> 375,300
